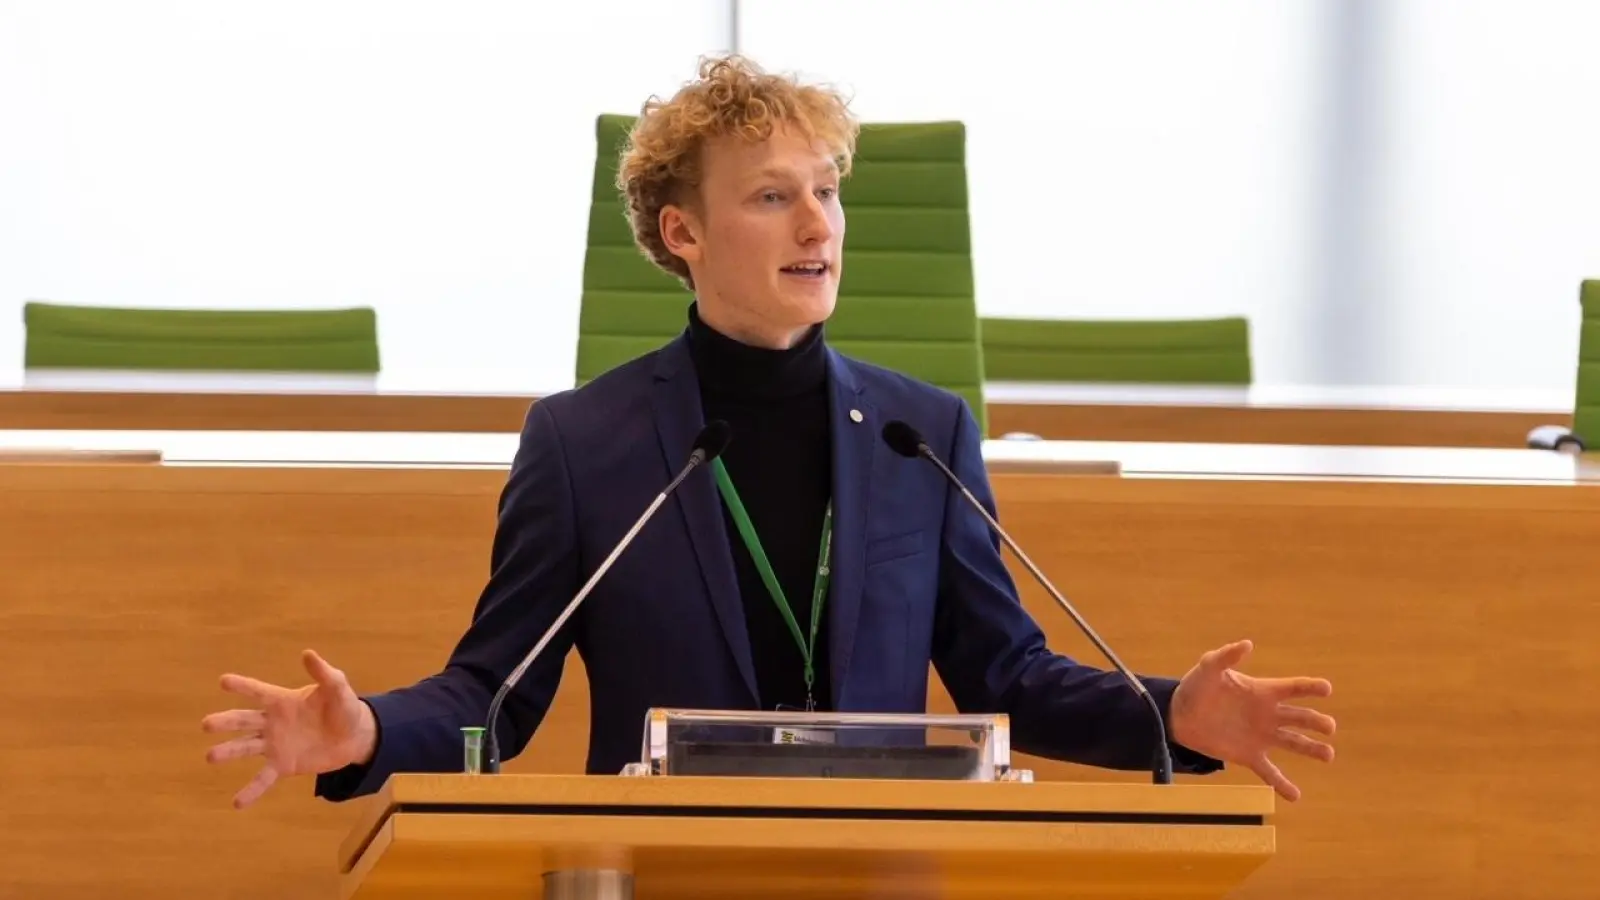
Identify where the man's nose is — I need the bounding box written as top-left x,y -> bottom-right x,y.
796,195 -> 834,244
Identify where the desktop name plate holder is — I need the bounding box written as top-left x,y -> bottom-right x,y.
619,708 -> 1034,782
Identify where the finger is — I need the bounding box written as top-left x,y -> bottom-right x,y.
200,709 -> 266,735
1201,639 -> 1253,673
206,735 -> 265,765
1265,677 -> 1333,701
1273,727 -> 1335,763
219,673 -> 283,703
232,764 -> 279,810
1278,704 -> 1337,737
302,648 -> 348,693
1250,755 -> 1301,803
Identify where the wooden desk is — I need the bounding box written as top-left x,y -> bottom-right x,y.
0,429 -> 1594,483
1,437 -> 1596,899
0,368 -> 1573,447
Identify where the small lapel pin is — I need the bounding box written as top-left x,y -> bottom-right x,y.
849,409 -> 864,424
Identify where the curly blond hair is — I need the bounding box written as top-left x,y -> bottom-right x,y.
616,54 -> 859,289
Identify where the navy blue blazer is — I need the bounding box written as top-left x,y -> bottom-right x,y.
316,334 -> 1217,800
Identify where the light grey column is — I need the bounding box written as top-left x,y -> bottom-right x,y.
1308,0 -> 1392,387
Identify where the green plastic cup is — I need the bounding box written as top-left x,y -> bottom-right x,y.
461,726 -> 486,775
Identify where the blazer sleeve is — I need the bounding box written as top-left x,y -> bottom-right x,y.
928,398 -> 1221,775
315,400 -> 582,801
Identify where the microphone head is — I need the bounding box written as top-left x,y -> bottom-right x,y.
881,420 -> 926,459
692,419 -> 733,463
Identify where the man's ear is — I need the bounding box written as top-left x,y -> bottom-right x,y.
659,203 -> 703,267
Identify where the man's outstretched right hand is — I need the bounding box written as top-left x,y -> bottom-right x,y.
201,649 -> 377,809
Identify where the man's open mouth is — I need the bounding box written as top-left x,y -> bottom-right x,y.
780,262 -> 830,279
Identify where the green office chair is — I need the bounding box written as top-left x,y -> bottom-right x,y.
1580,282 -> 1600,444
576,115 -> 987,426
22,301 -> 380,372
979,316 -> 1253,385
1528,280 -> 1598,452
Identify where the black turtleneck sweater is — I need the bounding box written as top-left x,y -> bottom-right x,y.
686,303 -> 834,712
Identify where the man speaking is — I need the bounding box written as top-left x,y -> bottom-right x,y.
202,55 -> 1335,807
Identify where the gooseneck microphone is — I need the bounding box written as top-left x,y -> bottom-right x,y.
881,420 -> 1174,785
482,420 -> 733,773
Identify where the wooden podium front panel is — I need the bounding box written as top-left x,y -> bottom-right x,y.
338,776 -> 1273,900
350,814 -> 1263,900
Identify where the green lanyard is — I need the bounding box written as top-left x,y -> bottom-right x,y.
711,457 -> 832,711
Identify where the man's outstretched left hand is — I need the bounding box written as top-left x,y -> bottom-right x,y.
1169,639 -> 1336,802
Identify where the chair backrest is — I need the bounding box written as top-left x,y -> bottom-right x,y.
575,115 -> 693,380
576,115 -> 986,424
22,301 -> 380,372
1577,280 -> 1599,442
979,316 -> 1252,385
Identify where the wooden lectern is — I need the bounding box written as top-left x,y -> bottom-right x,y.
337,773 -> 1274,899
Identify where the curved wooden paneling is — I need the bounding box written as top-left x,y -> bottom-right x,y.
0,463 -> 1596,898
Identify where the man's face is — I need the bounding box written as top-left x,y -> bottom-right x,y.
662,125 -> 846,345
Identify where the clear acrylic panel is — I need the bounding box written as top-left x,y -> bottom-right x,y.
624,708 -> 1031,782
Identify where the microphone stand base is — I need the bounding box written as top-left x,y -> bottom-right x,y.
543,869 -> 634,900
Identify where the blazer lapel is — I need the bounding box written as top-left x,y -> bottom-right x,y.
651,335 -> 760,705
824,349 -> 875,707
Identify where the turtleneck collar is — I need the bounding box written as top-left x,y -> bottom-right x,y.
686,302 -> 828,400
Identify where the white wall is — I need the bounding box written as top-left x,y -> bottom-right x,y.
0,0 -> 730,393
1360,0 -> 1600,397
2,1 -> 1596,403
742,0 -> 1325,390
742,0 -> 1598,404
